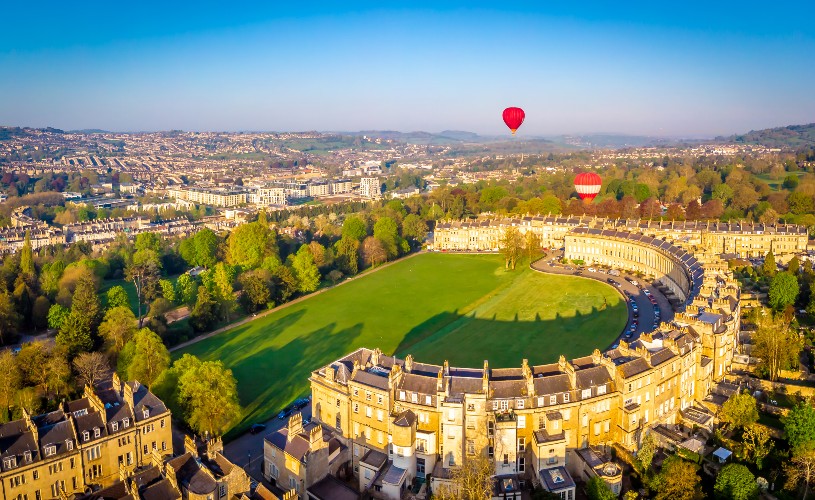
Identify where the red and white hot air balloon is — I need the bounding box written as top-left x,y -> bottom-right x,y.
574,172 -> 602,203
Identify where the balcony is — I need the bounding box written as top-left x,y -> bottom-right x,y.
494,410 -> 517,423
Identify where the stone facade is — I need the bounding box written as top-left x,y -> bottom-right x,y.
0,375 -> 172,499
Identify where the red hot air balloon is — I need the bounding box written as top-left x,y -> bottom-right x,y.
574,172 -> 602,202
502,107 -> 525,135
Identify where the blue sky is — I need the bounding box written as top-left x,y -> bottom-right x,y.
1,1 -> 813,136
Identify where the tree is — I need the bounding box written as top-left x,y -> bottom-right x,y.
125,258 -> 160,327
651,456 -> 704,500
46,348 -> 72,398
159,279 -> 177,303
176,273 -> 199,306
73,351 -> 110,389
402,214 -> 428,245
123,328 -> 170,387
47,303 -> 70,330
272,265 -> 298,303
763,250 -> 777,276
335,236 -> 360,275
742,424 -> 773,470
434,455 -> 494,500
56,312 -> 94,357
0,291 -> 21,345
106,285 -> 130,310
0,350 -> 20,422
752,310 -> 802,381
373,216 -> 400,259
39,260 -> 65,298
210,263 -> 237,321
525,230 -> 543,261
291,245 -> 321,293
360,236 -> 387,268
785,450 -> 815,500
71,270 -> 101,326
31,296 -> 51,331
19,231 -> 34,280
714,463 -> 757,500
177,357 -> 241,436
636,432 -> 658,474
239,270 -> 272,313
768,271 -> 799,311
98,306 -> 138,353
788,192 -> 814,215
342,216 -> 367,241
788,256 -> 801,276
587,476 -> 617,500
784,402 -> 815,454
499,227 -> 525,270
189,286 -> 220,332
227,221 -> 276,268
719,391 -> 759,430
192,228 -> 219,268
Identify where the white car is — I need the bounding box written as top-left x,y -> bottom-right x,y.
587,267 -> 597,273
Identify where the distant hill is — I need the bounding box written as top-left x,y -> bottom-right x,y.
717,123 -> 815,149
550,134 -> 677,149
354,130 -> 496,145
68,129 -> 110,134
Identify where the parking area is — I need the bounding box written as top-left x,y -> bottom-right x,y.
222,400 -> 312,483
532,252 -> 674,346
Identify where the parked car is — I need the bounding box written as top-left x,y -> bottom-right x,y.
625,277 -> 638,286
249,423 -> 267,435
277,407 -> 293,420
587,267 -> 597,273
294,398 -> 310,409
608,269 -> 621,276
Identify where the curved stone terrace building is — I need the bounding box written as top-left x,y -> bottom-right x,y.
433,215 -> 808,262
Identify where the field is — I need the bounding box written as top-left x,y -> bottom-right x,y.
175,253 -> 627,434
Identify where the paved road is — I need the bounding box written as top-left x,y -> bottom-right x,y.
531,255 -> 674,346
222,404 -> 313,482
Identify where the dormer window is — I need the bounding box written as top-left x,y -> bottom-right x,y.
112,422 -> 118,432
516,399 -> 524,409
123,418 -> 130,428
143,408 -> 149,419
94,427 -> 101,438
66,440 -> 73,451
23,451 -> 32,463
581,389 -> 592,399
563,393 -> 570,403
3,456 -> 16,469
44,445 -> 56,457
597,384 -> 607,395
82,431 -> 90,442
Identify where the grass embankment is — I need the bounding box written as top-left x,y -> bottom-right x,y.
175,253 -> 626,435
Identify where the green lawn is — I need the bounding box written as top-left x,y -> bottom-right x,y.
754,172 -> 805,191
100,275 -> 180,316
175,253 -> 627,434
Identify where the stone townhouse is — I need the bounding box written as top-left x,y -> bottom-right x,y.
0,374 -> 172,499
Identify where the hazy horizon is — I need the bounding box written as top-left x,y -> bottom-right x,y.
2,1 -> 814,136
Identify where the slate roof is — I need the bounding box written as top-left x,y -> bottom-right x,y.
360,449 -> 388,469
382,464 -> 407,485
400,373 -> 438,395
166,452 -> 217,495
575,366 -> 612,389
307,475 -> 359,500
265,423 -> 322,463
393,410 -> 416,428
350,370 -> 389,391
532,374 -> 571,396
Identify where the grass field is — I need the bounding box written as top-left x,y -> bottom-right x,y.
754,172 -> 805,191
99,275 -> 180,316
175,253 -> 627,434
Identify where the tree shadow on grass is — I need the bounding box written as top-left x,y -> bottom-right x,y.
224,320 -> 366,436
394,301 -> 628,369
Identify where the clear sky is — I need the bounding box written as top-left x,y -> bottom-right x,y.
1,1 -> 814,137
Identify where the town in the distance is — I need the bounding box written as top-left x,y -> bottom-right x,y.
0,122 -> 815,500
